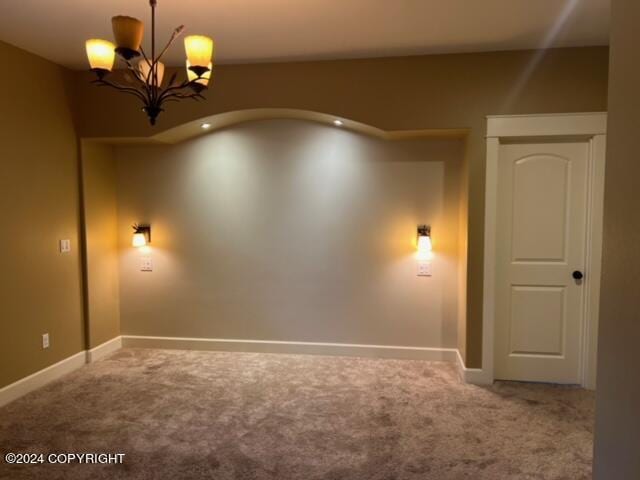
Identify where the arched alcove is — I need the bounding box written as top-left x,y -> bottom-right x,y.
80,114 -> 467,358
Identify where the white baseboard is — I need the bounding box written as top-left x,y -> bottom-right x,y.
455,350 -> 493,386
122,335 -> 459,362
1,335 -> 493,409
0,351 -> 87,408
0,336 -> 124,409
86,336 -> 123,363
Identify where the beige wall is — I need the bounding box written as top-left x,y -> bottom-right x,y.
81,141 -> 121,348
0,41 -> 83,388
73,47 -> 609,366
115,120 -> 463,348
593,1 -> 640,477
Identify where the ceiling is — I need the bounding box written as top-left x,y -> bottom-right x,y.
0,0 -> 610,70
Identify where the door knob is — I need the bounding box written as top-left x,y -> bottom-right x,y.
572,270 -> 584,280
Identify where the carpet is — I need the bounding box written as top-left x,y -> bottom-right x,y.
0,348 -> 595,479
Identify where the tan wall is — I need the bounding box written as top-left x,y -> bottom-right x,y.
115,120 -> 463,348
81,141 -> 120,348
593,1 -> 640,477
0,41 -> 83,388
73,47 -> 609,366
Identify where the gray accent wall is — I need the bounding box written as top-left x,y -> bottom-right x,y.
115,120 -> 464,349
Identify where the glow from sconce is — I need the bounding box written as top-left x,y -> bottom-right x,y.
416,224 -> 433,261
333,120 -> 344,127
201,123 -> 212,129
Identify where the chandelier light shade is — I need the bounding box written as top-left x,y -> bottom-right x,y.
112,16 -> 145,58
86,39 -> 116,72
85,0 -> 214,125
185,35 -> 215,70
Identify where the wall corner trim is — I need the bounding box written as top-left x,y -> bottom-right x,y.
456,350 -> 493,386
86,336 -> 123,363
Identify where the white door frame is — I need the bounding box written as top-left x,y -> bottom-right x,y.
482,113 -> 607,389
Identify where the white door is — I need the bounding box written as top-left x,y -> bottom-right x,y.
495,141 -> 589,384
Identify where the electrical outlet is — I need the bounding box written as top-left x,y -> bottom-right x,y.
59,239 -> 71,253
141,256 -> 153,272
42,333 -> 50,349
417,262 -> 432,277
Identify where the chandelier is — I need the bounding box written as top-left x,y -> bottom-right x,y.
85,0 -> 214,125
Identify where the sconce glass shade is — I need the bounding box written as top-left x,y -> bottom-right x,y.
112,16 -> 144,53
184,35 -> 214,69
132,232 -> 147,248
137,59 -> 165,87
186,60 -> 212,86
86,39 -> 116,71
417,234 -> 432,253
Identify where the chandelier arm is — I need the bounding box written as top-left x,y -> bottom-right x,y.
165,71 -> 178,89
139,46 -> 152,67
161,91 -> 206,102
118,71 -> 153,108
122,60 -> 156,106
157,81 -> 194,102
126,50 -> 155,88
96,84 -> 147,104
121,57 -> 151,88
154,25 -> 186,65
93,79 -> 148,103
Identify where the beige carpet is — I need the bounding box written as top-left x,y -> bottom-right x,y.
0,348 -> 594,480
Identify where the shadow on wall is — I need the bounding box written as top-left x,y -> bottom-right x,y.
82,115 -> 467,353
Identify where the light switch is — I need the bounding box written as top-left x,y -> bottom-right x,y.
59,239 -> 71,253
42,333 -> 50,349
417,261 -> 432,277
141,256 -> 153,272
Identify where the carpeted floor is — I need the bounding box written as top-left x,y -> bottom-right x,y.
0,348 -> 594,480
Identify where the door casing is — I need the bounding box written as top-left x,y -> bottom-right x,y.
482,113 -> 607,389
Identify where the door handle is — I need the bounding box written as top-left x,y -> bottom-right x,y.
572,270 -> 584,280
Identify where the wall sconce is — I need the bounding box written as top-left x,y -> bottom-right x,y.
417,225 -> 432,253
132,224 -> 151,247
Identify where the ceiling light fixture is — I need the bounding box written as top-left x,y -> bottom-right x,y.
333,120 -> 344,127
85,0 -> 214,126
201,123 -> 212,129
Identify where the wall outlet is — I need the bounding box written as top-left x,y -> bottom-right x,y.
59,239 -> 71,253
141,256 -> 153,272
42,333 -> 50,349
417,261 -> 432,277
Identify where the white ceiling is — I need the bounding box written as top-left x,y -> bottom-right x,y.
0,0 -> 610,70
